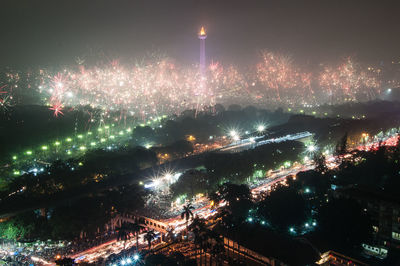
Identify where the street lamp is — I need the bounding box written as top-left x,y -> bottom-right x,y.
257,124 -> 265,132
307,145 -> 316,152
229,130 -> 240,141
229,130 -> 238,137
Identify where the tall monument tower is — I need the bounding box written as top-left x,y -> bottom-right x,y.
198,26 -> 207,73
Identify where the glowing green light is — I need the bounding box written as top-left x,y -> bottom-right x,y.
66,138 -> 72,142
87,131 -> 92,135
98,128 -> 103,132
105,125 -> 110,129
90,142 -> 96,146
13,170 -> 20,175
324,112 -> 328,116
41,146 -> 48,150
110,135 -> 115,139
12,156 -> 17,160
288,108 -> 292,112
126,128 -> 132,133
100,138 -> 106,143
312,111 -> 316,115
77,134 -> 83,139
253,170 -> 264,178
79,146 -> 86,151
119,131 -> 124,135
67,150 -> 72,155
26,150 -> 33,155
147,121 -> 151,125
140,124 -> 145,127
300,109 -> 304,113
78,162 -> 83,166
54,141 -> 61,146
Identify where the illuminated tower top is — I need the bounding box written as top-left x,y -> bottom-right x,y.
198,26 -> 207,40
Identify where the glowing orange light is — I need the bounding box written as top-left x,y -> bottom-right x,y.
199,26 -> 206,36
187,135 -> 196,141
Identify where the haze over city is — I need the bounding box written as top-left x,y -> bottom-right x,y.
1,1 -> 400,265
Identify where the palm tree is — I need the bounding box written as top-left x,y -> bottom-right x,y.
180,204 -> 194,237
208,191 -> 221,210
144,230 -> 156,250
189,217 -> 208,265
130,222 -> 144,251
116,223 -> 129,241
116,223 -> 130,249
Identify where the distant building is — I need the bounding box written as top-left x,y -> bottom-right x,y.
334,187 -> 400,254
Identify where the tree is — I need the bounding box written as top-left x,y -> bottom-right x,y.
171,169 -> 209,199
165,227 -> 175,242
216,183 -> 253,226
181,204 -> 194,236
144,230 -> 157,250
131,126 -> 156,145
218,183 -> 251,206
258,185 -> 309,231
55,257 -> 75,266
189,217 -> 208,265
313,153 -> 328,174
335,133 -> 348,157
129,222 -> 144,251
116,223 -> 131,248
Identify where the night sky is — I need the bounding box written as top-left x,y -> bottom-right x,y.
1,0 -> 399,67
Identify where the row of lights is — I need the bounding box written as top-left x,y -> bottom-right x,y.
228,124 -> 267,141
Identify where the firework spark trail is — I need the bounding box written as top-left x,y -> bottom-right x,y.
41,58 -> 251,120
255,50 -> 313,104
1,52 -> 384,119
318,58 -> 380,104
